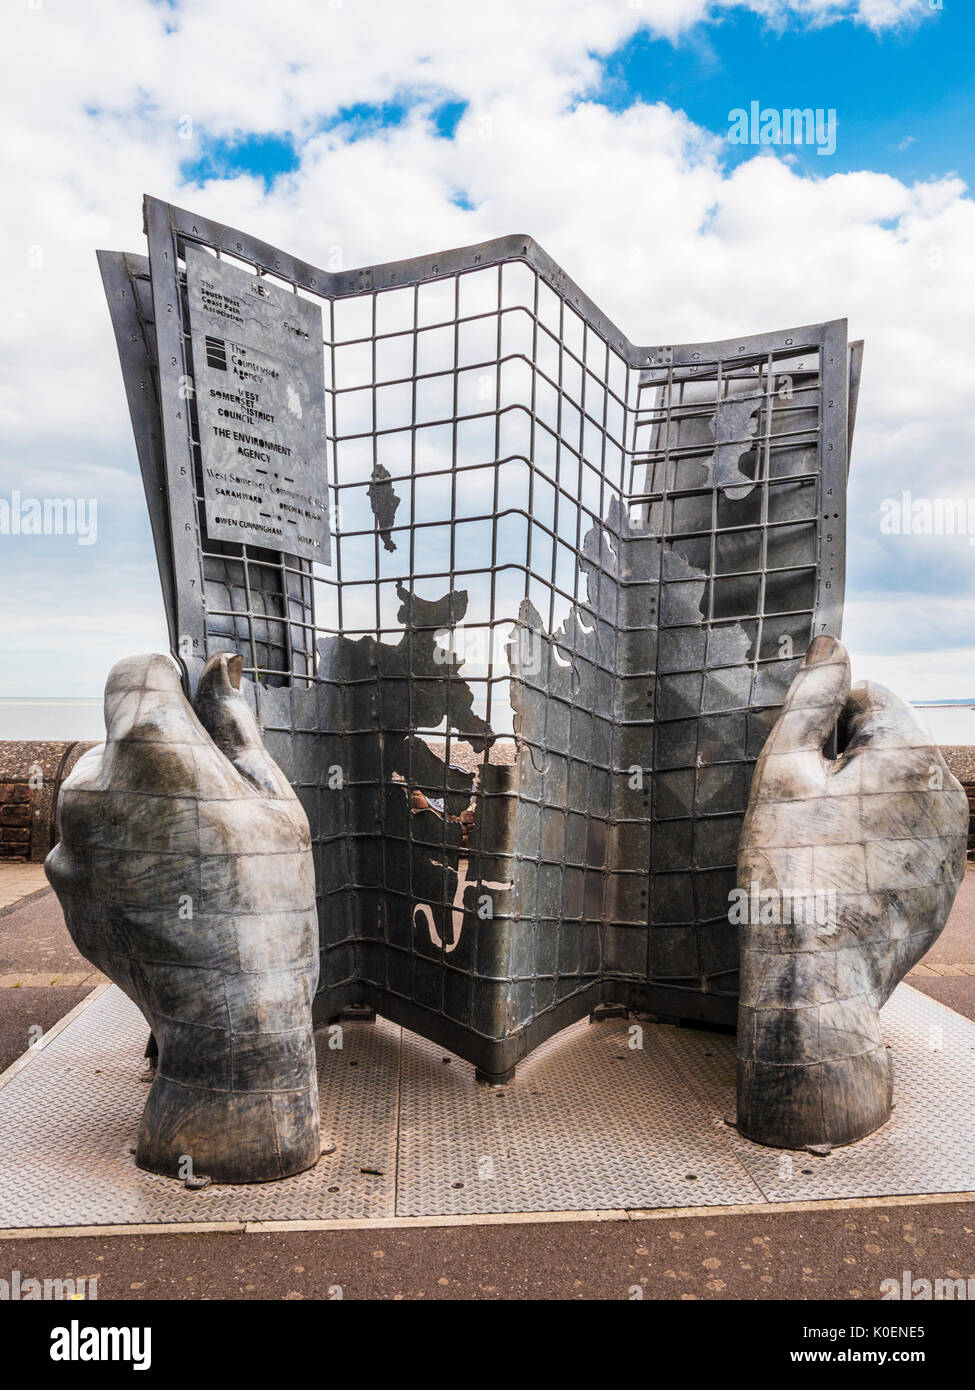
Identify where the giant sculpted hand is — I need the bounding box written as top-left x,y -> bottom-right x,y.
46,652 -> 321,1183
735,636 -> 968,1149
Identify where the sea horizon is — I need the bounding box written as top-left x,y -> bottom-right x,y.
2,696 -> 975,746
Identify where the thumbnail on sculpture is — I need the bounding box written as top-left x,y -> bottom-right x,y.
46,651 -> 321,1184
735,635 -> 968,1150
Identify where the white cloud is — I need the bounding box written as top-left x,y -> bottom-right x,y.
849,0 -> 933,30
844,595 -> 975,702
0,0 -> 967,708
3,2 -> 936,142
720,0 -> 933,32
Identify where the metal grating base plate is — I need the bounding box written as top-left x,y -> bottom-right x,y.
655,986 -> 975,1204
396,1014 -> 762,1214
0,988 -> 400,1226
0,984 -> 973,1228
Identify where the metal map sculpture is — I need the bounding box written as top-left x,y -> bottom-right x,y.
46,196 -> 963,1175
94,199 -> 860,1088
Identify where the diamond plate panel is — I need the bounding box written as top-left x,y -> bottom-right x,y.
1,983 -> 973,1229
395,1015 -> 763,1215
0,988 -> 399,1227
656,984 -> 975,1202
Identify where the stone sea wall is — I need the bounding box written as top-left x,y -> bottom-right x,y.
1,738 -> 974,864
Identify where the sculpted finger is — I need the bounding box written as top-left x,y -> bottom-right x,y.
836,679 -> 969,825
763,635 -> 851,757
843,680 -> 938,753
97,653 -> 244,800
44,744 -> 104,889
748,636 -> 851,806
54,654 -> 246,864
193,651 -> 295,799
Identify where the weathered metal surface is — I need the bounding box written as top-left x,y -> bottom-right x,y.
1,981 -> 974,1226
98,197 -> 858,1076
0,986 -> 397,1225
184,247 -> 330,563
45,653 -> 322,1183
735,636 -> 968,1148
97,250 -> 177,643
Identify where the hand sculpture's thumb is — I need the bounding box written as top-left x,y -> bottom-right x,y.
760,633 -> 851,761
193,651 -> 295,799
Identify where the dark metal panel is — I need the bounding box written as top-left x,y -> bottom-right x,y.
143,196 -> 210,691
182,246 -> 331,563
848,338 -> 864,472
96,250 -> 177,645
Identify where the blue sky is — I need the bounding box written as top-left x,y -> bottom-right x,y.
174,5 -> 972,191
3,0 -> 975,718
181,99 -> 471,188
598,5 -> 973,185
